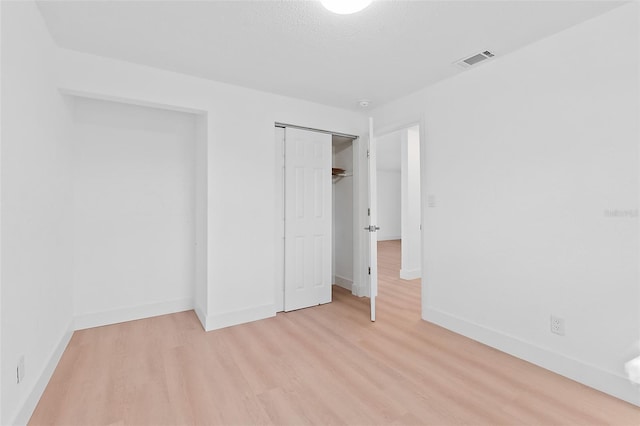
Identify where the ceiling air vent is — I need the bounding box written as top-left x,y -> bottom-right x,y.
455,50 -> 495,69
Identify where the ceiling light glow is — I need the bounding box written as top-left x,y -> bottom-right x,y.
321,0 -> 372,15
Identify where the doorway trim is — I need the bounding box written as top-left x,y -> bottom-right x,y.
371,116 -> 427,320
275,122 -> 358,139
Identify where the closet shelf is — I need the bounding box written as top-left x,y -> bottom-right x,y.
332,173 -> 352,183
332,167 -> 352,177
332,167 -> 352,183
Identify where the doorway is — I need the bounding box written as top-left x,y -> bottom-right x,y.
375,125 -> 421,281
373,124 -> 422,319
332,135 -> 356,294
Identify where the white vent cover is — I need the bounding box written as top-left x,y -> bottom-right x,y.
455,50 -> 495,69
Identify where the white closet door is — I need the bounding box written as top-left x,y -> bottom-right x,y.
284,127 -> 332,311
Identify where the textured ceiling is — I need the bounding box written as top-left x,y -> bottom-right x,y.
37,1 -> 625,110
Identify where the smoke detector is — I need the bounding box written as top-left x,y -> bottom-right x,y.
358,99 -> 371,108
455,50 -> 496,69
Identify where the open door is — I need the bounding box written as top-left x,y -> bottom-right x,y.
366,117 -> 379,321
284,127 -> 332,311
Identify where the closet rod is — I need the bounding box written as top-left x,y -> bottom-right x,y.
275,122 -> 359,140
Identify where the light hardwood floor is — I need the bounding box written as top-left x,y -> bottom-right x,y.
30,240 -> 640,425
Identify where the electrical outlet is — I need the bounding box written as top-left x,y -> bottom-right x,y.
550,315 -> 565,336
428,195 -> 436,208
17,355 -> 25,384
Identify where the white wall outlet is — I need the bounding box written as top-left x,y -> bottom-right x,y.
17,355 -> 25,384
428,195 -> 436,208
550,315 -> 565,336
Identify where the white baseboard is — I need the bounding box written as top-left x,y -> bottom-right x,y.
194,304 -> 207,331
11,321 -> 74,426
400,268 -> 421,280
204,303 -> 275,331
10,300 -> 275,424
333,275 -> 353,291
357,282 -> 370,298
74,298 -> 194,330
423,306 -> 640,407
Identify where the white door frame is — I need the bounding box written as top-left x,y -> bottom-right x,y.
375,122 -> 422,280
368,116 -> 427,320
275,127 -> 286,312
275,125 -> 364,312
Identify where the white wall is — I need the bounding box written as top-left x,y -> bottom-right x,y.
377,171 -> 401,241
376,132 -> 401,241
54,39 -> 366,331
372,3 -> 639,406
1,2 -> 74,424
400,126 -> 421,280
332,141 -> 354,289
71,97 -> 196,328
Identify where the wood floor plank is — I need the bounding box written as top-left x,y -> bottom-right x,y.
29,240 -> 640,425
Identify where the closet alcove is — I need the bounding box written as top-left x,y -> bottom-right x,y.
331,135 -> 355,292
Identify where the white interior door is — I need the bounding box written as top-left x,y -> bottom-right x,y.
284,127 -> 332,311
367,117 -> 379,321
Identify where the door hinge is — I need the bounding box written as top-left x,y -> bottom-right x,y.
368,208 -> 370,216
367,149 -> 370,159
368,267 -> 371,275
